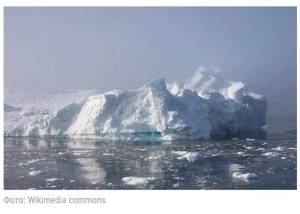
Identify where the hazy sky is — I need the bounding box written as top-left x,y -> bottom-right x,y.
4,7 -> 297,119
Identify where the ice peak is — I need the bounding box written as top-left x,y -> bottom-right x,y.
145,78 -> 167,91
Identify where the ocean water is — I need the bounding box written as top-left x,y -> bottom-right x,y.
4,132 -> 296,190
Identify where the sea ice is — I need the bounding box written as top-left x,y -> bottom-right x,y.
27,158 -> 46,164
28,170 -> 44,176
243,146 -> 254,150
232,172 -> 258,182
262,152 -> 279,157
172,151 -> 200,162
122,176 -> 156,186
272,146 -> 284,151
46,178 -> 61,182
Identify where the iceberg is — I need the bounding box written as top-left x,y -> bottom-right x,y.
4,66 -> 267,140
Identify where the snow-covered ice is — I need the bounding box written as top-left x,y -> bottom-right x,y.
4,66 -> 267,140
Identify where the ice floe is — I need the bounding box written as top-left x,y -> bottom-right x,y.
19,158 -> 46,166
232,172 -> 258,182
243,146 -> 254,150
271,146 -> 284,151
28,170 -> 44,176
122,176 -> 156,186
262,152 -> 279,157
171,151 -> 200,162
46,178 -> 62,182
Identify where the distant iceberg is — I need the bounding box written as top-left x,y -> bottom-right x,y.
4,66 -> 267,140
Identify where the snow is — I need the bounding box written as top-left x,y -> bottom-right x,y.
122,176 -> 156,186
4,66 -> 267,140
232,172 -> 258,182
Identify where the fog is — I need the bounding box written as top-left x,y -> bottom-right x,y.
4,7 -> 296,120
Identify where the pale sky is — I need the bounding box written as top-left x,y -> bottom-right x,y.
4,7 -> 297,119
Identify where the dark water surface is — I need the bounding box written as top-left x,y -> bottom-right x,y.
4,133 -> 297,190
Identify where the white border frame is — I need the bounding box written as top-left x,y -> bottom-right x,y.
0,1 -> 299,214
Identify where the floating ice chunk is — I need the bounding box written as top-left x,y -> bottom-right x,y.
102,153 -> 114,156
173,183 -> 180,188
171,151 -> 188,156
122,176 -> 156,186
107,182 -> 113,187
236,151 -> 245,155
133,148 -> 147,151
46,178 -> 61,182
20,158 -> 46,166
232,172 -> 258,182
262,152 -> 279,157
246,138 -> 255,142
243,146 -> 254,150
272,146 -> 284,151
146,155 -> 160,160
29,170 -> 44,176
172,151 -> 200,162
178,152 -> 200,162
27,158 -> 46,164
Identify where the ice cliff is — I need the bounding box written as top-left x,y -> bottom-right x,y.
4,67 -> 267,140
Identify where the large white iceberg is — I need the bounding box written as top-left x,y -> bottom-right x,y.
4,67 -> 267,140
